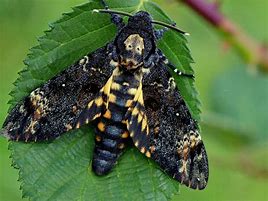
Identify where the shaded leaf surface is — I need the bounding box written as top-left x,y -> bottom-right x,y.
8,0 -> 200,200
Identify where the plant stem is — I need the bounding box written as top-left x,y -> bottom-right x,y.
179,0 -> 268,72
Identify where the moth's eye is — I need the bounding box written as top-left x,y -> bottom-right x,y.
137,47 -> 140,51
128,45 -> 132,48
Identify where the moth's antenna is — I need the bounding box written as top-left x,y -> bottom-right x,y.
152,20 -> 190,36
93,9 -> 133,17
93,9 -> 189,36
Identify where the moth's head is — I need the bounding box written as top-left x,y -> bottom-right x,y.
127,11 -> 153,33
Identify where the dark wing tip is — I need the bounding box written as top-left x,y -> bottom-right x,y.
1,103 -> 42,142
0,127 -> 11,140
173,141 -> 209,190
187,142 -> 209,190
183,174 -> 208,190
175,169 -> 208,190
1,105 -> 21,140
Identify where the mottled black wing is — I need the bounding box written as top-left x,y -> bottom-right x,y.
142,59 -> 209,190
2,45 -> 114,142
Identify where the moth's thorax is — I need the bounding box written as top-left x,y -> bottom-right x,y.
124,34 -> 144,55
118,34 -> 145,70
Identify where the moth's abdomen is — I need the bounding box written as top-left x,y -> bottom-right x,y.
92,71 -> 140,175
93,118 -> 128,175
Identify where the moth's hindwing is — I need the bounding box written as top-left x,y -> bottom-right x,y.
137,60 -> 209,190
2,45 -> 114,142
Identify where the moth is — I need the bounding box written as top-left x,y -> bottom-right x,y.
2,1 -> 209,190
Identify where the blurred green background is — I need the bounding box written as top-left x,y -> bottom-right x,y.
0,0 -> 267,201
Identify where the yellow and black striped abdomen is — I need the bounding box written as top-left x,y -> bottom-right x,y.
92,70 -> 141,175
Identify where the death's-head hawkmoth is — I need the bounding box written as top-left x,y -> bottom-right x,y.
2,1 -> 209,190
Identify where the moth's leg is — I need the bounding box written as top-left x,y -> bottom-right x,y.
110,13 -> 125,29
154,23 -> 176,40
107,43 -> 119,62
144,52 -> 159,69
158,49 -> 194,79
101,0 -> 125,29
154,28 -> 168,40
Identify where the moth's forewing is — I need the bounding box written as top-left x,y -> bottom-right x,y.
141,61 -> 209,189
2,46 -> 114,142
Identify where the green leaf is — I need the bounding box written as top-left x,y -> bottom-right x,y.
7,0 -> 201,200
